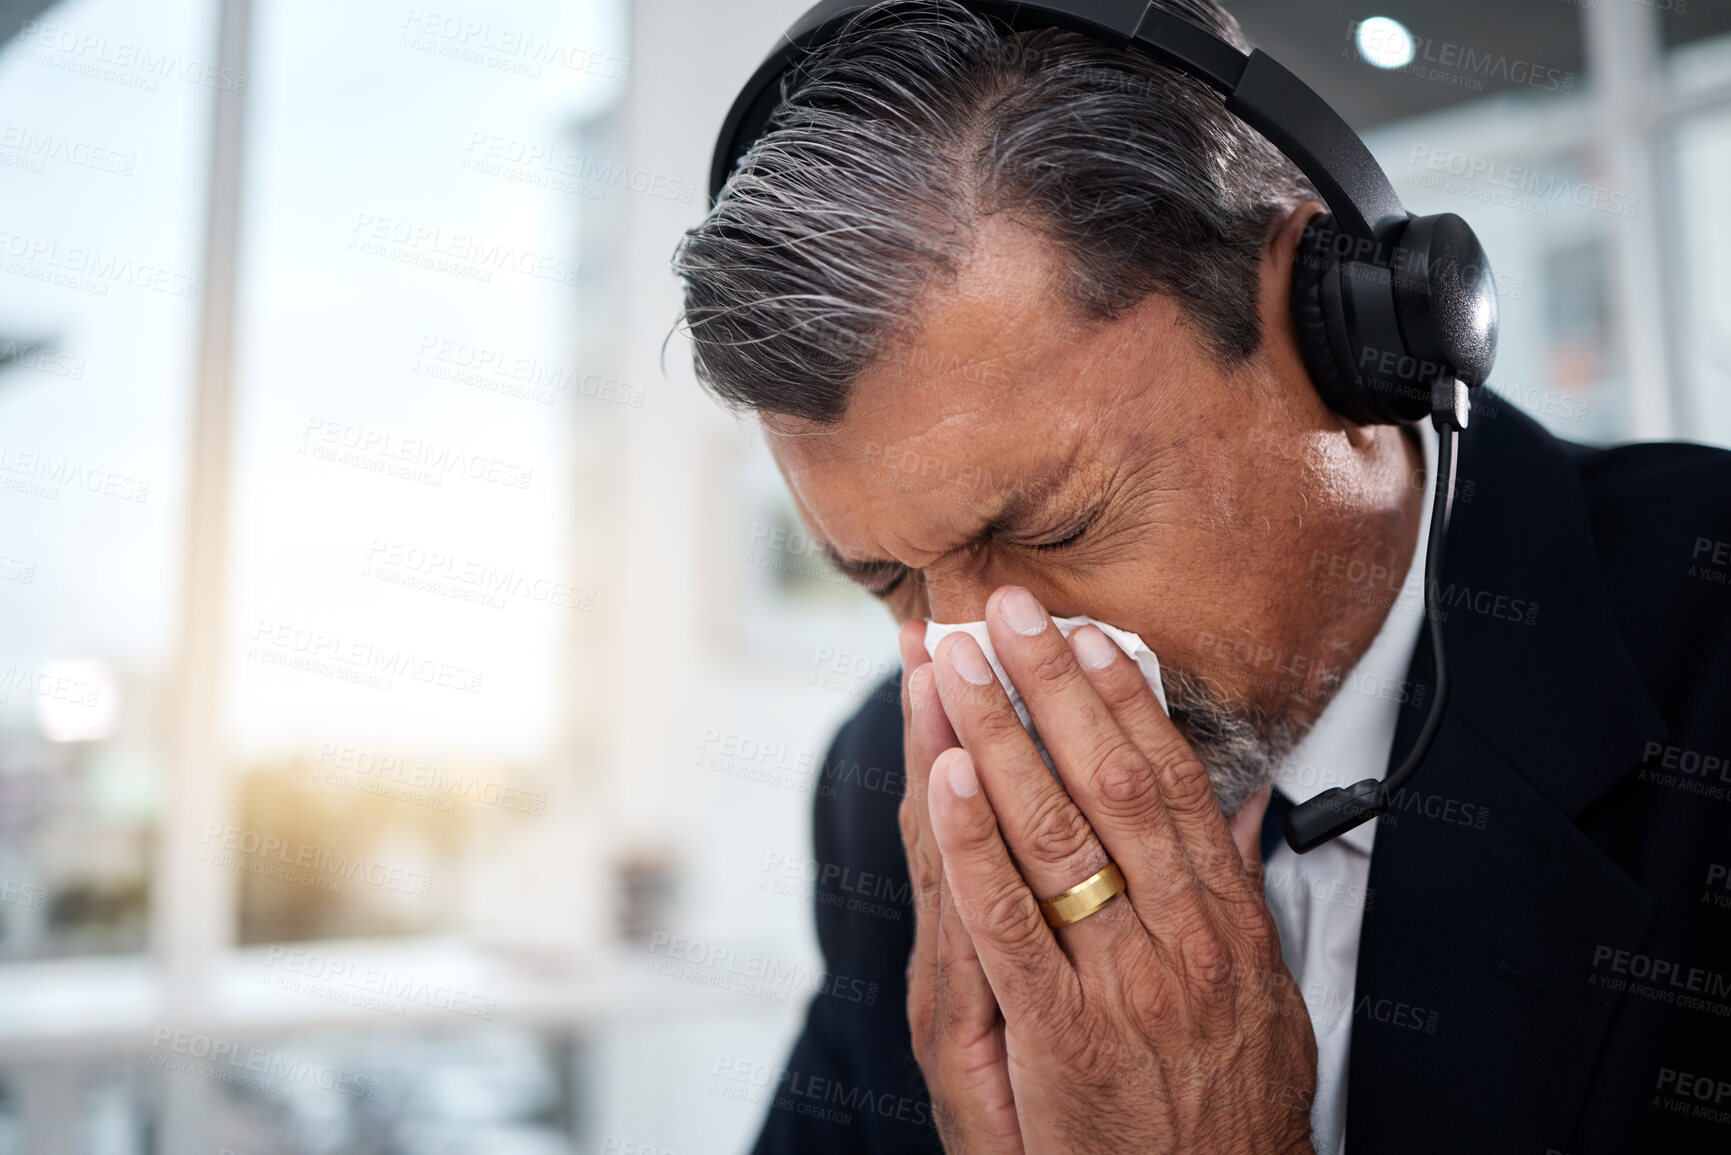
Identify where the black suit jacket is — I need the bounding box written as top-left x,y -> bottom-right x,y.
748,396 -> 1731,1154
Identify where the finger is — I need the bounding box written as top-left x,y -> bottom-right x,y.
899,616 -> 932,705
906,664 -> 961,869
927,746 -> 1079,1026
903,632 -> 1020,1153
929,631 -> 1137,960
899,615 -> 933,780
899,621 -> 935,1027
899,620 -> 957,1021
902,619 -> 959,815
1226,785 -> 1272,885
978,590 -> 1207,928
1055,617 -> 1258,901
908,666 -> 961,917
1014,609 -> 1279,1037
926,874 -> 1023,1153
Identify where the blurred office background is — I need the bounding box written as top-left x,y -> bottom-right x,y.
0,0 -> 1727,1151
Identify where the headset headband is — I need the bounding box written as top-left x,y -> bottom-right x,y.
709,0 -> 1407,242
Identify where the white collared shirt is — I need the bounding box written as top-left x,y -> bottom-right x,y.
1263,420 -> 1443,1155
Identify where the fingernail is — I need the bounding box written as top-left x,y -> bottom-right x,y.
999,587 -> 1048,636
947,636 -> 995,686
944,749 -> 979,798
1071,625 -> 1118,670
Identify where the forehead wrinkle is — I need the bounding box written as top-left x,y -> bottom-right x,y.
768,426 -> 966,572
827,476 -> 996,571
774,220 -> 1105,571
847,224 -> 1061,421
827,423 -> 1089,572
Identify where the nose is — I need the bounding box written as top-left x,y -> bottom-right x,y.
920,570 -> 996,625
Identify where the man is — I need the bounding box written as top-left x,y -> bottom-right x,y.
673,2 -> 1731,1152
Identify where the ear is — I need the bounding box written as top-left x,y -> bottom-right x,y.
1269,200 -> 1330,270
1260,201 -> 1377,449
1255,201 -> 1329,396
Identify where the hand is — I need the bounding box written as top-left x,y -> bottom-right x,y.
897,619 -> 1025,1151
919,587 -> 1317,1154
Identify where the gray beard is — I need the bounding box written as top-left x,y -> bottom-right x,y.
1159,666 -> 1306,819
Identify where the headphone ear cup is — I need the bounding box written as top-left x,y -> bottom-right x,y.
1290,214 -> 1385,427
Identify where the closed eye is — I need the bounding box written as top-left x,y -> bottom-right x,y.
1024,507 -> 1101,552
1029,524 -> 1088,552
864,568 -> 909,598
836,560 -> 909,598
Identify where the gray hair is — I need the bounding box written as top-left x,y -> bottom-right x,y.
672,0 -> 1319,424
1160,664 -> 1303,818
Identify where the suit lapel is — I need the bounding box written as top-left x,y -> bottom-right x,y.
1343,397 -> 1664,1151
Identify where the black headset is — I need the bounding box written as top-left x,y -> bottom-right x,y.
707,0 -> 1500,854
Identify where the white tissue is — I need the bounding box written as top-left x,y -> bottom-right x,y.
922,615 -> 1167,778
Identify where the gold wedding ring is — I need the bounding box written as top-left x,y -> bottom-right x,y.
1038,861 -> 1127,927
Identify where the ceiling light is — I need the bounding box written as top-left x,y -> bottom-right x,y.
1356,16 -> 1416,70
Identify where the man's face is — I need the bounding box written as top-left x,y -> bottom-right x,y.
763,211 -> 1418,796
